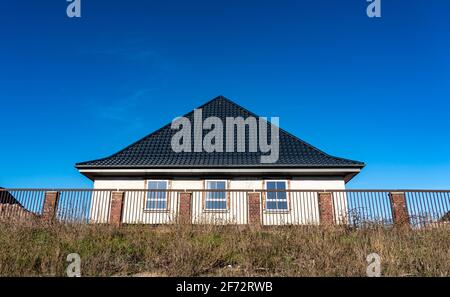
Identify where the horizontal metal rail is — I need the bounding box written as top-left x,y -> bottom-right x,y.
2,189 -> 450,192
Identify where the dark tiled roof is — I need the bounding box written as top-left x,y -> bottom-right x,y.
76,96 -> 364,169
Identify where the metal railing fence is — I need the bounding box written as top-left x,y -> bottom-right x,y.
0,188 -> 448,228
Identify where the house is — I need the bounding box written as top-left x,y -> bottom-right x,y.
0,188 -> 22,205
76,96 -> 365,225
0,188 -> 36,221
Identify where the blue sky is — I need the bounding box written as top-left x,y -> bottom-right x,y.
0,0 -> 449,189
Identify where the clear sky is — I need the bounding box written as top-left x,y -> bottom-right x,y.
0,1 -> 449,189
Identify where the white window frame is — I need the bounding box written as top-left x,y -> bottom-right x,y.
264,180 -> 289,212
145,180 -> 169,211
204,180 -> 228,211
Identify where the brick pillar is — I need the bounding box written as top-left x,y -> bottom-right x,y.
318,192 -> 334,225
178,192 -> 192,224
389,192 -> 410,227
110,191 -> 124,226
43,191 -> 60,223
248,192 -> 261,227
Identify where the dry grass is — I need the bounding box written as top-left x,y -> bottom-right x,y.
0,223 -> 448,277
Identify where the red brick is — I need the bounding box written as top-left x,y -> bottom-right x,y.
248,192 -> 261,226
179,192 -> 192,224
43,191 -> 60,223
318,192 -> 334,225
110,191 -> 124,226
389,192 -> 410,228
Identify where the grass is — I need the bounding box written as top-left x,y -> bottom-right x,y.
0,223 -> 448,277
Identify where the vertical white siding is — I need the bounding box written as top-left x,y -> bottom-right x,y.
91,178 -> 347,225
88,190 -> 112,223
190,191 -> 248,225
122,190 -> 179,224
91,180 -> 145,223
176,180 -> 250,225
291,179 -> 347,225
261,191 -> 321,226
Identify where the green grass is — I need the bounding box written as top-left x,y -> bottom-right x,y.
0,223 -> 448,276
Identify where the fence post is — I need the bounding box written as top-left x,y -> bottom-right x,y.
43,191 -> 60,223
318,192 -> 334,225
389,192 -> 410,228
248,192 -> 262,227
179,192 -> 192,224
110,191 -> 124,226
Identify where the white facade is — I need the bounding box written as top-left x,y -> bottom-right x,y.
90,177 -> 347,225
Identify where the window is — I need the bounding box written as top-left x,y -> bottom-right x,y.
205,180 -> 227,210
146,181 -> 168,210
265,181 -> 288,211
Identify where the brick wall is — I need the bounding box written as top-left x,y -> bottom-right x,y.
390,192 -> 410,227
110,191 -> 124,226
43,191 -> 60,223
248,192 -> 261,226
179,192 -> 192,224
318,192 -> 334,225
